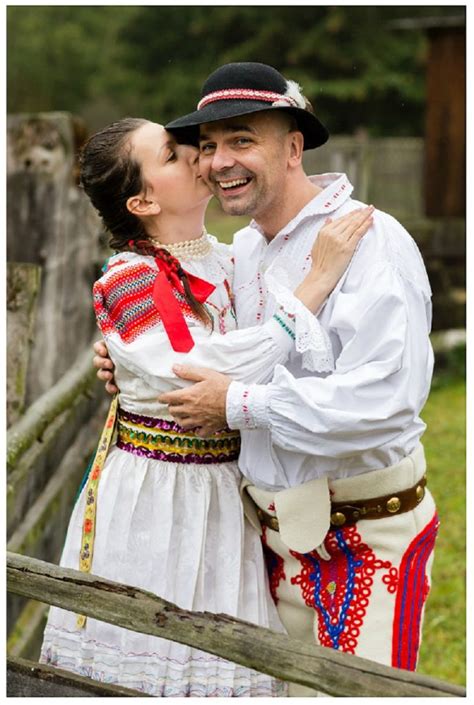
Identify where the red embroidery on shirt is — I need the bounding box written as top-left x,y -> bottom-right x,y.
242,389 -> 252,427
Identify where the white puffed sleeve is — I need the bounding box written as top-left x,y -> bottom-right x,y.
227,259 -> 434,458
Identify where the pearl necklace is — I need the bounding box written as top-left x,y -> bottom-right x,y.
150,229 -> 212,260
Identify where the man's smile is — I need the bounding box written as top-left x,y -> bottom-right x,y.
213,175 -> 253,195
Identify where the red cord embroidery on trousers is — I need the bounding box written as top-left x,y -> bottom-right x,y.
261,526 -> 286,604
290,526 -> 392,653
391,513 -> 440,670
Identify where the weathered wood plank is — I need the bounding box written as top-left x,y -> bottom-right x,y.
7,344 -> 100,470
7,398 -> 107,634
7,552 -> 465,698
7,600 -> 49,660
8,411 -> 103,558
7,657 -> 149,697
7,386 -> 105,539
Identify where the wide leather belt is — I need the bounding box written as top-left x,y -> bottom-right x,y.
256,475 -> 427,532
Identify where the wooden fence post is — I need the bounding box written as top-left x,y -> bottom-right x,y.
7,262 -> 42,426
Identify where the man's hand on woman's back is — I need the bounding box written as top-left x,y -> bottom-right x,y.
93,340 -> 119,394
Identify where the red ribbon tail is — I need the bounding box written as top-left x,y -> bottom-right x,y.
153,271 -> 195,352
184,271 -> 216,302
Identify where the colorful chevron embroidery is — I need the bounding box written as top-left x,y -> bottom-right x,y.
93,261 -> 196,343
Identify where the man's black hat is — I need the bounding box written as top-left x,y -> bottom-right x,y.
166,62 -> 329,151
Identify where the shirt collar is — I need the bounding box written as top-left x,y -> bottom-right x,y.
250,173 -> 354,240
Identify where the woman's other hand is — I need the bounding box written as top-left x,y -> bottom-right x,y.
293,206 -> 374,313
310,206 -> 374,291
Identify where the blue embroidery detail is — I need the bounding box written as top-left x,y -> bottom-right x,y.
307,530 -> 363,649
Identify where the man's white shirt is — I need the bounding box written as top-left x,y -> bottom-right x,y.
226,173 -> 434,490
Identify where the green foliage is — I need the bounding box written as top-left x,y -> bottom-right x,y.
432,344 -> 466,390
7,6 -> 462,134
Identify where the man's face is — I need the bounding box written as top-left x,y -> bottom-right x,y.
198,111 -> 293,218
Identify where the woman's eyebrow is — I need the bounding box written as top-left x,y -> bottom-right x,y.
158,139 -> 175,155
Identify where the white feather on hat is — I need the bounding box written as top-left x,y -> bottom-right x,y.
272,79 -> 307,109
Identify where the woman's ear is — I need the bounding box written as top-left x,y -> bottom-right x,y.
126,195 -> 161,217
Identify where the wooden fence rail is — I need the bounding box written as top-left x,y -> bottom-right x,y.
7,345 -> 98,470
7,552 -> 465,698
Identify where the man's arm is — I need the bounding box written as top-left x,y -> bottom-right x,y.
165,251 -> 432,451
159,208 -> 376,435
226,257 -> 432,458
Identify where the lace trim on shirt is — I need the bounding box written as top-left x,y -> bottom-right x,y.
265,271 -> 334,373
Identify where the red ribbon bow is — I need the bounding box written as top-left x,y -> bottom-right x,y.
152,253 -> 215,352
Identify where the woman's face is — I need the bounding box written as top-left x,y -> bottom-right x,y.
129,121 -> 211,216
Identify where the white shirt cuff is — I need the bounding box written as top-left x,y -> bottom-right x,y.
226,381 -> 270,430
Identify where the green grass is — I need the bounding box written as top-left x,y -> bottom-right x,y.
416,378 -> 466,686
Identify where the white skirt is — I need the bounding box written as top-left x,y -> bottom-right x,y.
40,444 -> 287,697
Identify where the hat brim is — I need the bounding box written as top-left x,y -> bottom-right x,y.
166,100 -> 329,151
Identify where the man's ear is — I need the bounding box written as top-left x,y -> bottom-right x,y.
126,195 -> 161,217
288,131 -> 304,167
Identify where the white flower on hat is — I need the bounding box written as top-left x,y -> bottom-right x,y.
272,80 -> 307,109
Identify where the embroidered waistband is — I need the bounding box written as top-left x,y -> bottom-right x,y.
116,408 -> 241,464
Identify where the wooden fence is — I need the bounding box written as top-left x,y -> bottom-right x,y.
7,552 -> 466,698
7,345 -> 108,655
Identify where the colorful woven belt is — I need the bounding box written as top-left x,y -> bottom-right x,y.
116,407 -> 241,464
76,401 -> 241,629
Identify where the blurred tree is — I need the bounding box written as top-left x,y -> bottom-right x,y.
7,5 -> 463,135
7,7 -> 136,118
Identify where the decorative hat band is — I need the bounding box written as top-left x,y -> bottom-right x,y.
197,88 -> 300,111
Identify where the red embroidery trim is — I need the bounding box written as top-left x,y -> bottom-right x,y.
290,526 -> 392,654
391,513 -> 439,670
242,389 -> 251,427
197,88 -> 297,110
261,526 -> 286,604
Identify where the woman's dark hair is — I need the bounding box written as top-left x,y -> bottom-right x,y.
80,118 -> 212,327
80,117 -> 148,250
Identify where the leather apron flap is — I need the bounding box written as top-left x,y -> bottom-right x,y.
274,476 -> 330,553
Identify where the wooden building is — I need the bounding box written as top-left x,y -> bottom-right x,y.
392,15 -> 466,217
